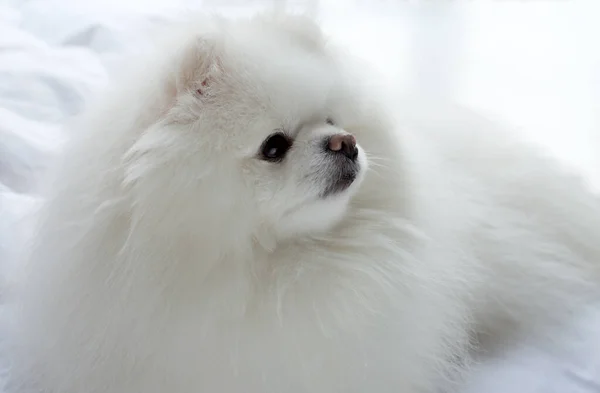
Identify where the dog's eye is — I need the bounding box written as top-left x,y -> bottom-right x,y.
326,118 -> 335,126
261,133 -> 292,162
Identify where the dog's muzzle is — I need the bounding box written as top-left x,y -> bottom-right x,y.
320,132 -> 361,197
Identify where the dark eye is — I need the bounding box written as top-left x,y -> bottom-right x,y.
326,118 -> 335,126
261,133 -> 292,161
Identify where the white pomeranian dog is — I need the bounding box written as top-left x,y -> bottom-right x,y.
5,13 -> 600,393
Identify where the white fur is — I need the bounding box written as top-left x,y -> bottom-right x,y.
5,13 -> 600,393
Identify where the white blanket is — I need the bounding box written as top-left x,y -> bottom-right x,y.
1,1 -> 599,391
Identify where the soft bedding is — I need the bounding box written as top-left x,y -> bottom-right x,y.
1,0 -> 599,391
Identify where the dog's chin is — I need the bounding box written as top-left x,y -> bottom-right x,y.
274,193 -> 354,240
320,144 -> 367,198
270,146 -> 368,241
275,170 -> 366,240
320,170 -> 358,199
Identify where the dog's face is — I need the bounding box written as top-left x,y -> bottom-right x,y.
241,110 -> 368,240
137,16 -> 369,243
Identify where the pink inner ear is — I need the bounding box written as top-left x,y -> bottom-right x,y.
197,79 -> 209,95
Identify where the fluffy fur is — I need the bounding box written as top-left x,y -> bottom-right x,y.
5,13 -> 600,393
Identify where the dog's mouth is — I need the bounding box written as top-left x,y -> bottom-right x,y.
320,160 -> 360,198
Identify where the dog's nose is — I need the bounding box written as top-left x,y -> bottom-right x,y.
328,133 -> 358,161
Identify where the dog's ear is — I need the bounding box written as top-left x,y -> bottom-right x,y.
174,35 -> 222,96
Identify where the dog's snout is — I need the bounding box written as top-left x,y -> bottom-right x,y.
328,133 -> 358,161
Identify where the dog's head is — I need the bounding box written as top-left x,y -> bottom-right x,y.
124,15 -> 371,246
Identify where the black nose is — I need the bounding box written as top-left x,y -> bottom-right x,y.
327,133 -> 358,161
